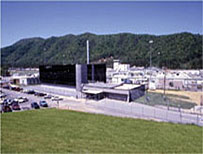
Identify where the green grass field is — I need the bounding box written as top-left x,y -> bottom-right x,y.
1,109 -> 202,153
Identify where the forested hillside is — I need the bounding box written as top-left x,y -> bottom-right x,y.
1,32 -> 202,69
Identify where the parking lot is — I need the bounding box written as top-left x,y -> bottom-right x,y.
1,88 -> 59,112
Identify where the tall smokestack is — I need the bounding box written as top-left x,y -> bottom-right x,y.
87,40 -> 89,64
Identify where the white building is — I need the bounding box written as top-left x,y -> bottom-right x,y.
11,75 -> 40,86
113,59 -> 130,71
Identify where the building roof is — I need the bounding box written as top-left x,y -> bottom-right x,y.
115,84 -> 141,90
82,89 -> 103,94
85,82 -> 121,89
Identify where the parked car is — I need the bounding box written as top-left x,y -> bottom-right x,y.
2,85 -> 10,89
3,99 -> 13,105
34,92 -> 46,97
0,94 -> 7,98
51,96 -> 63,101
44,95 -> 52,99
17,97 -> 28,103
11,87 -> 23,92
22,89 -> 29,93
12,102 -> 21,110
2,103 -> 12,112
31,102 -> 40,109
27,90 -> 35,94
39,100 -> 48,107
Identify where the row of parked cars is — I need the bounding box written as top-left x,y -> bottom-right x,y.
1,98 -> 49,113
23,89 -> 63,101
3,85 -> 63,101
2,85 -> 23,92
1,86 -> 63,113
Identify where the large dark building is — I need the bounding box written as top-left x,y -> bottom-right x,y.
39,64 -> 106,87
39,63 -> 144,102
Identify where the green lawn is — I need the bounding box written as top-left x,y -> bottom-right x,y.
136,92 -> 196,109
1,109 -> 202,153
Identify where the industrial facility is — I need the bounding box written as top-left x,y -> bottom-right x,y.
39,63 -> 144,102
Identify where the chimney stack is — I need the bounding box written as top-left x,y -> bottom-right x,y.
87,40 -> 89,64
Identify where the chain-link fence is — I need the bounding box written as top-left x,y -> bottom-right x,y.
85,98 -> 203,126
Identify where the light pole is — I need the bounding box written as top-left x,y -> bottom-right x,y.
149,40 -> 153,69
158,52 -> 160,68
145,40 -> 153,103
148,40 -> 153,90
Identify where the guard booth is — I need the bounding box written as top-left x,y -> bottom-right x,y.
82,89 -> 104,100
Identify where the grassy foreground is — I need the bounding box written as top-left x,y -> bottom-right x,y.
1,109 -> 202,153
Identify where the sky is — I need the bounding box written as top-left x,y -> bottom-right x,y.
1,1 -> 202,47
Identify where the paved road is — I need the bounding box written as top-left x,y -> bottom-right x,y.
1,88 -> 203,126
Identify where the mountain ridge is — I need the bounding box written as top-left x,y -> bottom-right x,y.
1,32 -> 202,69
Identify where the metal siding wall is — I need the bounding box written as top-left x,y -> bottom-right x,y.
39,65 -> 76,86
106,93 -> 127,101
130,85 -> 145,101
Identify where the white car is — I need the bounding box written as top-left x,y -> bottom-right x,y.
51,96 -> 63,101
16,97 -> 28,103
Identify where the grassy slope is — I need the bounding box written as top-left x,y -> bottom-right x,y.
136,92 -> 196,109
1,109 -> 202,153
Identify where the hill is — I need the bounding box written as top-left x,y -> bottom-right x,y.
2,109 -> 202,153
1,32 -> 202,69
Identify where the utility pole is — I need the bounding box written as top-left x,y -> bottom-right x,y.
163,67 -> 167,101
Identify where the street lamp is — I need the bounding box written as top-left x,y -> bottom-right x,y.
148,40 -> 153,89
149,40 -> 153,69
145,40 -> 153,103
158,52 -> 160,68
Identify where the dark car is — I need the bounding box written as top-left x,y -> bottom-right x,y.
44,95 -> 52,99
0,94 -> 7,98
27,90 -> 35,94
35,92 -> 46,97
31,102 -> 40,109
4,99 -> 13,105
12,102 -> 21,110
39,101 -> 48,107
11,87 -> 23,92
2,85 -> 10,89
2,103 -> 12,112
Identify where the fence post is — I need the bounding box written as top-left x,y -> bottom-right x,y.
196,113 -> 199,125
166,110 -> 168,121
142,106 -> 144,117
178,105 -> 182,123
